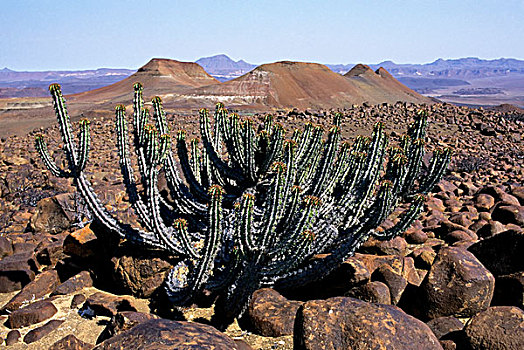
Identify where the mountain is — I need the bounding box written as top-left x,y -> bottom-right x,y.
165,61 -> 432,109
195,54 -> 256,82
71,58 -> 220,104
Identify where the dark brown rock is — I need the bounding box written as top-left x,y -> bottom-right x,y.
491,204 -> 524,226
277,255 -> 371,300
492,272 -> 524,308
345,281 -> 391,304
8,300 -> 58,329
463,306 -> 524,350
372,265 -> 408,305
71,293 -> 86,309
0,236 -> 13,258
361,236 -> 408,256
426,316 -> 464,340
405,229 -> 428,244
94,319 -> 240,349
24,319 -> 64,344
0,251 -> 38,292
49,334 -> 93,350
81,291 -> 138,317
110,252 -> 173,298
63,225 -> 98,259
30,194 -> 74,234
2,269 -> 60,312
5,330 -> 21,346
248,288 -> 303,337
52,271 -> 93,296
468,230 -> 524,276
416,247 -> 494,320
474,193 -> 495,211
36,240 -> 65,266
410,246 -> 437,270
294,297 -> 442,350
439,340 -> 457,350
98,311 -> 160,343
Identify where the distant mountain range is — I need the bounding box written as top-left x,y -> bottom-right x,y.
1,55 -> 523,107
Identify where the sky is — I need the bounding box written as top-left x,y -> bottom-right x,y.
1,0 -> 524,71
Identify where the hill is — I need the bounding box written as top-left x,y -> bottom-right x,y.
166,61 -> 432,109
70,58 -> 220,104
344,64 -> 434,105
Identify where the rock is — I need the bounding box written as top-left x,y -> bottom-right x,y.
463,306 -> 524,350
8,300 -> 58,328
426,316 -> 464,339
468,230 -> 524,276
0,252 -> 37,292
439,340 -> 457,350
372,265 -> 408,305
2,269 -> 60,312
405,229 -> 428,244
52,271 -> 93,296
98,311 -> 160,343
30,194 -> 74,234
475,220 -> 506,238
5,330 -> 21,346
478,186 -> 520,206
110,252 -> 173,298
80,291 -> 138,317
491,204 -> 524,226
71,294 -> 86,309
36,240 -> 65,266
414,247 -> 494,320
49,334 -> 93,350
492,272 -> 524,308
94,319 -> 240,349
278,255 -> 371,299
345,281 -> 391,304
23,319 -> 64,344
63,225 -> 98,259
410,246 -> 437,270
294,297 -> 442,350
474,193 -> 495,211
0,236 -> 13,258
248,288 -> 303,337
361,236 -> 408,256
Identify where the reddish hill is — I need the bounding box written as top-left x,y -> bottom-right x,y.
166,61 -> 368,109
70,58 -> 220,104
344,64 -> 434,104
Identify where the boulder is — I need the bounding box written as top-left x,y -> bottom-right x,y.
2,269 -> 60,312
49,334 -> 93,350
248,288 -> 303,337
97,311 -> 160,343
463,306 -> 524,350
30,194 -> 75,234
345,281 -> 391,304
426,316 -> 464,340
0,251 -> 37,292
94,319 -> 240,349
371,265 -> 408,305
5,330 -> 21,346
23,319 -> 64,344
8,300 -> 58,329
110,252 -> 173,298
413,247 -> 494,320
491,204 -> 524,226
468,230 -> 524,276
52,271 -> 93,296
294,297 -> 442,350
63,225 -> 99,259
491,272 -> 524,308
80,291 -> 138,317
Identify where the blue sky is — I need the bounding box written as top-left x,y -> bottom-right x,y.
2,0 -> 523,70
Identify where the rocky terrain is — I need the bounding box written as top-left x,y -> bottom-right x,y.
0,99 -> 522,348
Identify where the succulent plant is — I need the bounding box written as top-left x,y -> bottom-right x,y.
36,83 -> 452,329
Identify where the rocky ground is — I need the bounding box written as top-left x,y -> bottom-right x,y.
0,102 -> 523,349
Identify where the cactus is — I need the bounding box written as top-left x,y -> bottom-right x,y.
36,83 -> 452,330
